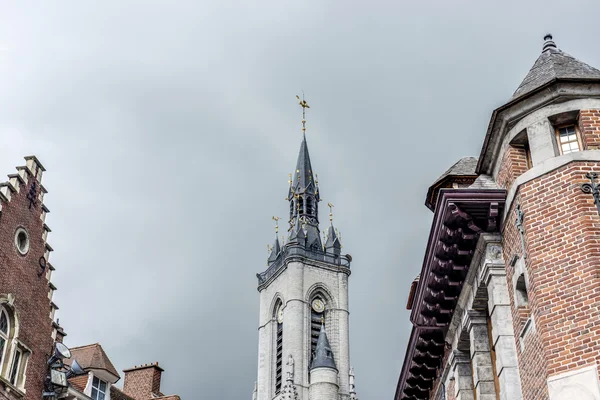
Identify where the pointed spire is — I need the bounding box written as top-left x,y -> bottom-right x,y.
325,225 -> 341,255
310,324 -> 337,371
512,34 -> 600,99
268,236 -> 281,264
293,135 -> 317,196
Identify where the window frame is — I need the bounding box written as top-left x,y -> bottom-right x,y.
555,124 -> 583,155
91,376 -> 108,400
0,307 -> 9,372
9,348 -> 22,386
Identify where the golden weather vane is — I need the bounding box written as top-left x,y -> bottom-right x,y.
296,93 -> 310,136
272,216 -> 280,234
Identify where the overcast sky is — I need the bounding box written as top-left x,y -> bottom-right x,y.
2,1 -> 600,399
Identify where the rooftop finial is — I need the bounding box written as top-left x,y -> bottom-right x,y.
328,202 -> 334,224
272,216 -> 280,234
296,93 -> 310,137
543,33 -> 557,52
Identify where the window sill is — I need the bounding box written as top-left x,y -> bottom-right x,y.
0,375 -> 25,399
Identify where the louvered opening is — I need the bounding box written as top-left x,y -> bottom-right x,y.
275,322 -> 283,393
310,309 -> 323,366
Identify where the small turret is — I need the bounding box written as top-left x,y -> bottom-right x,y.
268,236 -> 281,264
309,325 -> 339,400
349,367 -> 358,400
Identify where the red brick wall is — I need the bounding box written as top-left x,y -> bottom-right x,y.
502,197 -> 548,400
499,161 -> 600,400
123,365 -> 162,400
0,172 -> 54,400
496,146 -> 529,190
579,110 -> 600,150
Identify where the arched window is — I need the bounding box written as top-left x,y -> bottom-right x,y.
0,307 -> 8,368
273,300 -> 284,394
299,197 -> 305,214
309,296 -> 325,367
306,197 -> 313,215
515,274 -> 529,307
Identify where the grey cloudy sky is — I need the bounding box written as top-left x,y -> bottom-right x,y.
2,1 -> 600,399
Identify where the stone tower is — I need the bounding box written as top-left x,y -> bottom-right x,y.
254,124 -> 356,400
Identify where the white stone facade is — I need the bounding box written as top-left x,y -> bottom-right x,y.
256,257 -> 351,400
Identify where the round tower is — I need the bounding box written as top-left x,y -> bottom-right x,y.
477,34 -> 600,399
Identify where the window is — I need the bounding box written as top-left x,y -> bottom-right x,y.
515,273 -> 529,307
14,228 -> 29,255
309,297 -> 325,368
556,125 -> 581,154
9,349 -> 21,386
91,376 -> 107,400
273,301 -> 283,394
0,308 -> 8,368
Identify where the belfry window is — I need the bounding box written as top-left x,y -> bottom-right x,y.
306,197 -> 313,215
310,297 -> 325,366
299,197 -> 305,214
274,301 -> 284,394
556,125 -> 581,154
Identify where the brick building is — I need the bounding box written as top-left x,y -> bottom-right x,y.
395,35 -> 600,400
0,156 -> 181,400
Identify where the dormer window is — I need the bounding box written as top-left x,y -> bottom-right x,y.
92,376 -> 108,400
556,125 -> 582,154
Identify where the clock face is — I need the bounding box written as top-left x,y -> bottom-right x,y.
277,307 -> 284,323
312,298 -> 325,313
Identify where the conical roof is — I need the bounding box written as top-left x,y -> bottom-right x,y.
310,324 -> 337,370
512,34 -> 600,100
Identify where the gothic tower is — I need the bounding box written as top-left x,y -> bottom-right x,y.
254,100 -> 356,400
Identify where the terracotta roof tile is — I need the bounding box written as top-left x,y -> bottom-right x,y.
110,386 -> 136,400
68,374 -> 88,392
64,343 -> 120,379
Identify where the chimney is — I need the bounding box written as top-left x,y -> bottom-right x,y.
122,362 -> 164,400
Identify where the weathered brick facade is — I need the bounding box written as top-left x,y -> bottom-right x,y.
0,157 -> 56,400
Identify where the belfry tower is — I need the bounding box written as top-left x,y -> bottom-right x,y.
253,97 -> 358,400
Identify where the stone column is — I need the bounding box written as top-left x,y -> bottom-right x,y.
465,310 -> 497,400
483,257 -> 523,400
450,350 -> 474,400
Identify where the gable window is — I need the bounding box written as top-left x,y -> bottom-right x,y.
92,376 -> 107,400
556,125 -> 582,154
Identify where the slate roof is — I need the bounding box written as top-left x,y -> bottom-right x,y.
65,343 -> 120,379
292,134 -> 317,196
425,157 -> 479,211
432,157 -> 478,186
512,35 -> 600,100
310,325 -> 337,370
